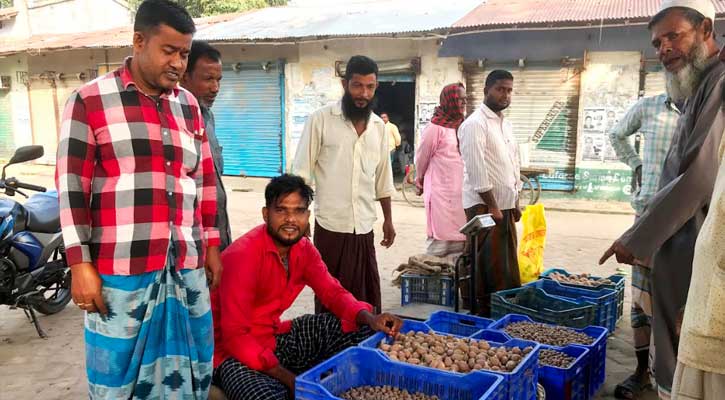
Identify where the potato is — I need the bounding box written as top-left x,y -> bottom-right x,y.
340,385 -> 441,400
377,330 -> 526,375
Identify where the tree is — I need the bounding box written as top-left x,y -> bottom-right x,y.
128,0 -> 287,17
0,0 -> 12,9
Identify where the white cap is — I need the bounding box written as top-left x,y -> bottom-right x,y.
658,0 -> 716,22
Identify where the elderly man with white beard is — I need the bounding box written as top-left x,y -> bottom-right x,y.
600,0 -> 725,398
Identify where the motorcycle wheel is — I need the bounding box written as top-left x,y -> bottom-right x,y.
33,266 -> 72,315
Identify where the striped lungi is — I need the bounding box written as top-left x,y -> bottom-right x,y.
85,249 -> 213,399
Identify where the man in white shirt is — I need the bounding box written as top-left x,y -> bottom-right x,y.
458,69 -> 522,317
292,55 -> 396,313
381,112 -> 401,169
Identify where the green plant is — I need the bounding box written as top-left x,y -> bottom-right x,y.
128,0 -> 287,17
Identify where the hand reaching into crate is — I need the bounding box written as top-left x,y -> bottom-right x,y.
358,310 -> 403,337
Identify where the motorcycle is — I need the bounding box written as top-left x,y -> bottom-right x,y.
0,145 -> 70,338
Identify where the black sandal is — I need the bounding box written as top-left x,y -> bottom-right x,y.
614,374 -> 653,399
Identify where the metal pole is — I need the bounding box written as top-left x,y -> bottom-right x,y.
454,256 -> 460,313
469,231 -> 478,316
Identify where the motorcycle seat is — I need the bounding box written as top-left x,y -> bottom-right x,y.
23,191 -> 60,234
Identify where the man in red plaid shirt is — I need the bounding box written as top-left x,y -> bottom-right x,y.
55,1 -> 220,398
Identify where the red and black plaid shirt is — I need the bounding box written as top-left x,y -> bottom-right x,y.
56,59 -> 219,275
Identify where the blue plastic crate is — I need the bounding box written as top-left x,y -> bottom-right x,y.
526,279 -> 617,333
538,345 -> 589,400
425,311 -> 494,337
360,321 -> 540,400
296,347 -> 506,400
491,287 -> 596,329
540,268 -> 626,323
488,314 -> 608,397
401,273 -> 455,307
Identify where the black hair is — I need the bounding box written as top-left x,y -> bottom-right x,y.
344,55 -> 379,80
134,0 -> 196,36
265,174 -> 314,208
649,7 -> 706,30
187,41 -> 221,75
485,70 -> 514,90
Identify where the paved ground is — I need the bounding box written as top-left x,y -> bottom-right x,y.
0,170 -> 658,399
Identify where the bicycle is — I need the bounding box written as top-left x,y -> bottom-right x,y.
401,163 -> 424,208
520,166 -> 552,206
519,174 -> 537,206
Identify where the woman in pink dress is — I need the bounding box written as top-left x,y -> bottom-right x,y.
415,83 -> 468,256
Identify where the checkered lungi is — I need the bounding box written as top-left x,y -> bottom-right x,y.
213,313 -> 372,400
632,264 -> 654,352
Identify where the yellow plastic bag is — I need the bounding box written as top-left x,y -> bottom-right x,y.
518,204 -> 547,284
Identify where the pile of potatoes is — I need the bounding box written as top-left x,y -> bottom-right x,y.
548,271 -> 614,287
378,330 -> 533,373
503,321 -> 594,347
538,349 -> 576,368
340,386 -> 439,400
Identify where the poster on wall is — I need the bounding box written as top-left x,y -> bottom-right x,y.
582,107 -> 606,132
581,107 -> 625,162
581,133 -> 604,161
417,102 -> 437,128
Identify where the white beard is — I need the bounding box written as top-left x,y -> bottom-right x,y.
665,41 -> 712,103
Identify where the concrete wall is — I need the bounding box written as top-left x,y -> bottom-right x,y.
0,14 -> 21,37
20,48 -> 127,162
574,51 -> 641,202
0,54 -> 31,151
0,0 -> 30,38
27,47 -> 129,74
278,38 -> 462,169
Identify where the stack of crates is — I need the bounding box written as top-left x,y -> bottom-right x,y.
540,268 -> 626,323
358,317 -> 541,400
400,273 -> 455,307
297,310 -> 609,400
489,314 -> 608,398
525,279 -> 617,333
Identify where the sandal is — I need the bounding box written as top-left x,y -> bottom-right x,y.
614,373 -> 654,399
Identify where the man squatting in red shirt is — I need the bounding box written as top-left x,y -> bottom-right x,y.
211,174 -> 403,400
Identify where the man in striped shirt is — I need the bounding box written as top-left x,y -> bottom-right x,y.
56,1 -> 220,398
608,93 -> 680,399
458,69 -> 522,317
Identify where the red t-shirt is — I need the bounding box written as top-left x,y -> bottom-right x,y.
211,224 -> 372,370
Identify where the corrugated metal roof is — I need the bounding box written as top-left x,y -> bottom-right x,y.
0,12 -> 245,56
0,25 -> 130,55
0,1 -> 480,55
455,0 -> 725,28
195,0 -> 482,41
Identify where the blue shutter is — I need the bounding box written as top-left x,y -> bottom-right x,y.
214,61 -> 285,178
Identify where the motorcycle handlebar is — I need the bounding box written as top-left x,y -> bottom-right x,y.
15,181 -> 46,192
4,178 -> 46,192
